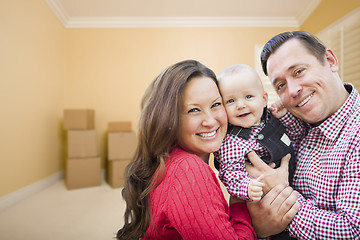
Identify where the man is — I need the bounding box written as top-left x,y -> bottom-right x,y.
247,31 -> 360,239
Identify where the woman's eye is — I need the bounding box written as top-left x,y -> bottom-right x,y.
212,102 -> 222,108
188,108 -> 200,113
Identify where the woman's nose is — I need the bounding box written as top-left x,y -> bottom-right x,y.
202,112 -> 217,126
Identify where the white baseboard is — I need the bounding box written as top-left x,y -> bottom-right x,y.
0,171 -> 64,212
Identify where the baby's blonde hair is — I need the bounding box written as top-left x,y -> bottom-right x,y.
218,64 -> 264,90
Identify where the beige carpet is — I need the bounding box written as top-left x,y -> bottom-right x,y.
0,180 -> 125,240
0,170 -> 228,240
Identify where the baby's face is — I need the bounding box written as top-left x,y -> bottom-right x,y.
219,71 -> 268,128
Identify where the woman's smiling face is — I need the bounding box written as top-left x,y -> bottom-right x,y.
177,76 -> 228,160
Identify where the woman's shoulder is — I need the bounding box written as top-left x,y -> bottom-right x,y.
166,146 -> 217,182
165,147 -> 224,199
168,147 -> 210,170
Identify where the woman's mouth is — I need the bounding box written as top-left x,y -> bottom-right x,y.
297,93 -> 313,107
197,130 -> 217,138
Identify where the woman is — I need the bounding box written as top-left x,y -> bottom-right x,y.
116,59 -> 255,239
116,60 -> 298,239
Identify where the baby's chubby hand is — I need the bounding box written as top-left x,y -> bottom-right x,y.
269,101 -> 287,118
248,175 -> 265,201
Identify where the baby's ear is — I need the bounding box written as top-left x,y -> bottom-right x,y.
263,92 -> 268,106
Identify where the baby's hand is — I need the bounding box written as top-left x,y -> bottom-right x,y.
248,175 -> 265,201
269,101 -> 287,118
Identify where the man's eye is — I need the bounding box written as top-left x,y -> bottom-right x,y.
295,69 -> 305,76
277,83 -> 285,90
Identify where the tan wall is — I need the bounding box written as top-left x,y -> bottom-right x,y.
2,0 -> 295,196
4,0 -> 358,197
0,0 -> 65,196
64,27 -> 296,167
301,0 -> 360,33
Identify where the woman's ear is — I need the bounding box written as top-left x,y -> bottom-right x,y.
325,49 -> 339,72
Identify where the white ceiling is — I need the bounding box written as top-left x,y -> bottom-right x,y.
46,0 -> 322,28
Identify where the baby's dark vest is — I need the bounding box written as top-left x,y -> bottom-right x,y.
215,110 -> 296,186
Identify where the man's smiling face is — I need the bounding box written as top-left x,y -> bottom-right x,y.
267,39 -> 342,125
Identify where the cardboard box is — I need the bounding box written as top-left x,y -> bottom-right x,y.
64,109 -> 95,130
108,121 -> 132,132
107,159 -> 131,188
68,130 -> 98,158
66,157 -> 101,190
108,132 -> 137,160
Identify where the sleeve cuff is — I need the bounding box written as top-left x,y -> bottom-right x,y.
229,202 -> 251,220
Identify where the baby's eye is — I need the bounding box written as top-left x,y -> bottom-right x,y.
246,95 -> 253,99
226,99 -> 234,104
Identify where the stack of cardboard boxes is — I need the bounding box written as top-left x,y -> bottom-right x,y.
64,109 -> 101,190
107,121 -> 137,188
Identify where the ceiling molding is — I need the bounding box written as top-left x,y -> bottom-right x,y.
64,16 -> 299,28
45,0 -> 69,26
296,0 -> 321,25
45,0 -> 317,28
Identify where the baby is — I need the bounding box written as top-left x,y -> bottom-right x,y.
214,64 -> 295,201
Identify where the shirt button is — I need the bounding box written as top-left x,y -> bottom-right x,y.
257,134 -> 264,140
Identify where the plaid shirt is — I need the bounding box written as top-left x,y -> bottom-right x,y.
281,83 -> 360,239
214,117 -> 269,200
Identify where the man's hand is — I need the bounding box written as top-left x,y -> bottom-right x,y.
246,151 -> 290,194
247,184 -> 300,237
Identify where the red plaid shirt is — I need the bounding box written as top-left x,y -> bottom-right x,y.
281,83 -> 360,239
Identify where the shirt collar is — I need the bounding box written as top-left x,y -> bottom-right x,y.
227,107 -> 268,139
316,83 -> 360,140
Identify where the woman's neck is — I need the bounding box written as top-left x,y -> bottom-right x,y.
197,153 -> 210,164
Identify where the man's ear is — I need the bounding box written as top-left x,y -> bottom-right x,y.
325,48 -> 339,72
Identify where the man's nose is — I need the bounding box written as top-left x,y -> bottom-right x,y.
287,80 -> 302,97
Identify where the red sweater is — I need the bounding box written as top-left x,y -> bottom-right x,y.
142,147 -> 256,240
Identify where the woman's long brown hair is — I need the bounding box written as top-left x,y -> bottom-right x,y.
116,60 -> 218,239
